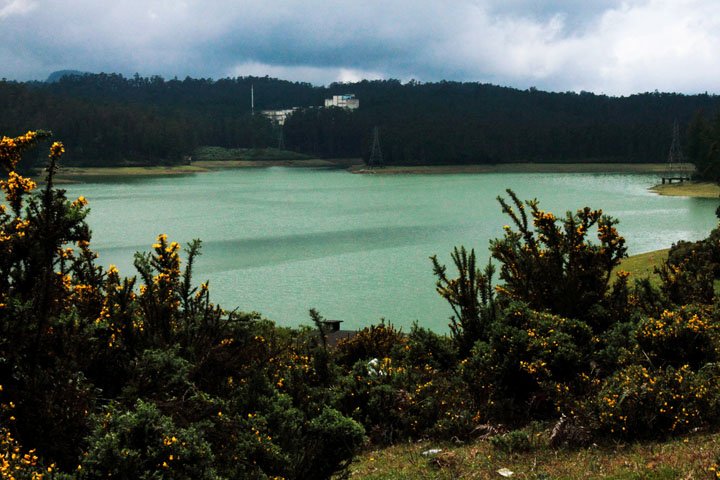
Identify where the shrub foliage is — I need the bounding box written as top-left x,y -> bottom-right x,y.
2,132 -> 720,478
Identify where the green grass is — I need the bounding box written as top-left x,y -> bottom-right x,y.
348,431 -> 720,479
613,249 -> 669,285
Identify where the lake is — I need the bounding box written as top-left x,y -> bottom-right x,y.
63,168 -> 719,331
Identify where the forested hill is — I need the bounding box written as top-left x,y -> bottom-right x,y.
1,73 -> 719,167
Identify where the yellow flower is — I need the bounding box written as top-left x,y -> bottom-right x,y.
49,141 -> 65,158
72,196 -> 88,207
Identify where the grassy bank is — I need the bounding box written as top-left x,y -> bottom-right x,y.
614,248 -> 669,284
650,181 -> 720,198
349,431 -> 720,479
350,163 -> 691,175
48,164 -> 210,182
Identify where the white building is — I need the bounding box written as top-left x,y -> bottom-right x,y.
260,108 -> 298,126
324,94 -> 359,110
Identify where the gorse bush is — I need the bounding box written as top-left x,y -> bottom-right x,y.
0,132 -> 365,479
79,400 -> 219,480
334,320 -> 406,367
491,189 -> 627,325
432,189 -> 720,439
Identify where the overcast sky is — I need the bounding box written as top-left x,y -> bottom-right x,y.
2,0 -> 720,95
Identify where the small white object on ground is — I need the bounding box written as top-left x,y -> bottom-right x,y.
421,448 -> 442,456
497,467 -> 514,477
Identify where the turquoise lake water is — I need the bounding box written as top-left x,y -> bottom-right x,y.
63,168 -> 719,331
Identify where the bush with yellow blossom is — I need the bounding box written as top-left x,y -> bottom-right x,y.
0,132 -> 365,479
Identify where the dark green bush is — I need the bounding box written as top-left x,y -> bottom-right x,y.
79,400 -> 218,480
334,321 -> 406,368
593,363 -> 720,437
635,306 -> 720,369
403,324 -> 457,372
461,301 -> 593,422
491,189 -> 627,325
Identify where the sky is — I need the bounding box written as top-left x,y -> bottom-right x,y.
2,0 -> 720,95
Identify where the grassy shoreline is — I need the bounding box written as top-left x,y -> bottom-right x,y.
649,181 -> 720,198
42,165 -> 211,183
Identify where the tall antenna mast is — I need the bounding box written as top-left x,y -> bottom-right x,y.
251,84 -> 254,114
369,126 -> 383,169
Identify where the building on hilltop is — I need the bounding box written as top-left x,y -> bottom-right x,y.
324,94 -> 359,109
260,108 -> 298,126
260,94 -> 359,125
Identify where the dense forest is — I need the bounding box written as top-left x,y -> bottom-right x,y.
4,131 -> 720,478
2,73 -> 720,168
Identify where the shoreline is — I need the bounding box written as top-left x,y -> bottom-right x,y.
51,161 -> 690,180
349,162 -> 693,175
47,158 -> 362,183
43,165 -> 211,183
47,161 -> 716,202
649,181 -> 720,198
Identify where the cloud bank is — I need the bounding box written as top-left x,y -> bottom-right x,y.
3,0 -> 720,95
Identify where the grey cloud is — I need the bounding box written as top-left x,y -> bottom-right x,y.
2,0 -> 720,95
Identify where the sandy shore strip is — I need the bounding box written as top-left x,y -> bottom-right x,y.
47,158 -> 362,182
46,160 -> 707,189
44,165 -> 211,183
349,162 -> 692,175
649,181 -> 720,198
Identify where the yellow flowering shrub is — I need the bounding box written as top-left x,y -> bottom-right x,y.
594,363 -> 720,437
491,189 -> 627,326
0,426 -> 49,480
636,306 -> 719,369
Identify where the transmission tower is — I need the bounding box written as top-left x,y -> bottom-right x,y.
277,127 -> 285,150
662,120 -> 690,183
369,126 -> 383,169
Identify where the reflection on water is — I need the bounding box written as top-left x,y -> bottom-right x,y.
65,168 -> 719,331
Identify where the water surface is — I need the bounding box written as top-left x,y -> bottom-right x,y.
64,168 -> 718,331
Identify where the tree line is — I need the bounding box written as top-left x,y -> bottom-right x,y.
1,73 -> 720,167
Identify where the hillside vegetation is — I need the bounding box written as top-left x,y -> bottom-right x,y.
2,74 -> 720,168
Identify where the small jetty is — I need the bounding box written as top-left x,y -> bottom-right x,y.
661,175 -> 690,184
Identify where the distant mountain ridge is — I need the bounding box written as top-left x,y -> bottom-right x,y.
46,70 -> 92,83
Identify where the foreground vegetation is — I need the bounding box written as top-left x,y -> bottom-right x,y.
3,131 -> 720,479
